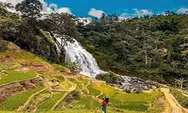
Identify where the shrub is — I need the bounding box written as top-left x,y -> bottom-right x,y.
124,88 -> 131,93
65,62 -> 80,73
96,71 -> 120,84
0,39 -> 7,51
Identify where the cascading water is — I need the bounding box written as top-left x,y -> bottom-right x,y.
55,36 -> 103,77
53,34 -> 158,91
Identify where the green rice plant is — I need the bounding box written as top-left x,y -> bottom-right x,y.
93,83 -> 162,112
70,95 -> 100,109
0,70 -> 36,86
71,80 -> 83,90
0,86 -> 45,111
55,76 -> 65,82
37,92 -> 64,111
52,64 -> 69,72
87,84 -> 101,96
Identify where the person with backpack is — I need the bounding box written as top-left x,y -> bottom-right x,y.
101,97 -> 109,113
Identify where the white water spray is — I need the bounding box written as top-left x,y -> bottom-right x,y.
55,36 -> 103,77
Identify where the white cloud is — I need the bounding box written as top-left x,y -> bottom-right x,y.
49,4 -> 58,10
39,0 -> 72,14
119,9 -> 153,20
119,13 -> 133,20
88,8 -> 105,18
56,7 -> 72,14
134,9 -> 153,17
0,0 -> 23,6
0,0 -> 72,15
177,8 -> 188,14
77,17 -> 92,25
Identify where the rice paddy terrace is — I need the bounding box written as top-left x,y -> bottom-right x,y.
0,42 -> 166,113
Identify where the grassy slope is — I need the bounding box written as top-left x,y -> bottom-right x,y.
37,93 -> 64,111
0,86 -> 45,111
0,41 -> 164,113
170,88 -> 188,108
0,70 -> 36,85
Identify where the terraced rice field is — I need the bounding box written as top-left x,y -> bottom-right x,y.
0,70 -> 36,85
0,86 -> 45,111
0,47 -> 164,113
38,92 -> 64,111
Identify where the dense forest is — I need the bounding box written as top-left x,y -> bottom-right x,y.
0,0 -> 187,87
77,13 -> 188,85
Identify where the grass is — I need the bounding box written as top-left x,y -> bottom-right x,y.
170,88 -> 188,108
0,42 -> 164,113
52,64 -> 69,72
61,80 -> 73,90
55,76 -> 65,82
37,92 -> 64,111
0,62 -> 21,70
0,51 -> 50,67
0,86 -> 45,111
87,84 -> 101,96
93,83 -> 163,112
71,80 -> 83,90
70,95 -> 100,110
0,70 -> 36,86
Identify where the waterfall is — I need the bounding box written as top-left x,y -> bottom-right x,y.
55,36 -> 103,77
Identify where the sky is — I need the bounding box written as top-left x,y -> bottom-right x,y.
1,0 -> 188,19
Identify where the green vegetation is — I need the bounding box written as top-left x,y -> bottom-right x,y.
39,29 -> 54,45
96,71 -> 120,84
0,40 -> 7,52
38,93 -> 63,111
0,70 -> 36,85
170,88 -> 188,108
87,84 -> 101,96
78,14 -> 188,85
71,80 -> 83,89
0,43 -> 164,113
70,95 -> 100,109
93,83 -> 163,112
52,64 -> 69,72
0,1 -> 175,112
0,86 -> 45,110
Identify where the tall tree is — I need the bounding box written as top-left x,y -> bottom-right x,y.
15,0 -> 42,19
40,13 -> 78,40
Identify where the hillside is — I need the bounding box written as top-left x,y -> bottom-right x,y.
0,1 -> 188,113
0,40 -> 165,113
77,14 -> 188,86
0,1 -> 187,87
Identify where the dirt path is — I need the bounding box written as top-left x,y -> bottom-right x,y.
161,88 -> 184,113
51,81 -> 77,110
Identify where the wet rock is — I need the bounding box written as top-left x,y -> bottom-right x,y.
115,76 -> 158,93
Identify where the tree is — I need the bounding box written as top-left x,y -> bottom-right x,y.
40,13 -> 78,41
100,13 -> 107,23
15,0 -> 42,19
175,78 -> 187,89
108,14 -> 119,23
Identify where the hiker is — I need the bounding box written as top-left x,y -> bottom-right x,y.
101,97 -> 109,113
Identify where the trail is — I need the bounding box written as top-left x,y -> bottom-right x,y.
80,81 -> 90,94
161,88 -> 184,113
94,91 -> 103,103
18,87 -> 50,112
50,80 -> 77,110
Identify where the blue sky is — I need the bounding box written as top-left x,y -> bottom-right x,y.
1,0 -> 188,19
45,0 -> 188,18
